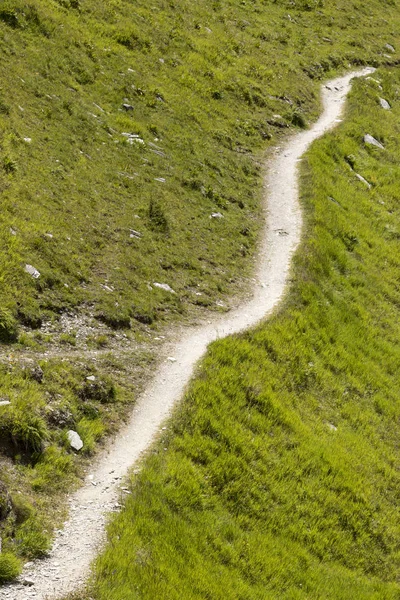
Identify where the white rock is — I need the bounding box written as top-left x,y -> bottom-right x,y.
167,357 -> 177,363
385,43 -> 395,53
210,212 -> 223,219
25,264 -> 41,279
23,137 -> 32,143
0,400 -> 10,407
67,430 -> 83,451
86,375 -> 96,381
363,134 -> 384,149
379,98 -> 391,110
153,282 -> 176,294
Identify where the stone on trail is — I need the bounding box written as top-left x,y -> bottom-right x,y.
153,282 -> 176,294
363,134 -> 384,149
379,98 -> 391,110
67,430 -> 84,451
25,264 -> 41,279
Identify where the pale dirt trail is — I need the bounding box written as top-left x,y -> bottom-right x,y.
0,67 -> 374,600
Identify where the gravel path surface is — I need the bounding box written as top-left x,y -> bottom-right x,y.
0,67 -> 374,600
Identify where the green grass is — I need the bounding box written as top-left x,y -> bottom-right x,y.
84,69 -> 400,599
2,0 -> 400,577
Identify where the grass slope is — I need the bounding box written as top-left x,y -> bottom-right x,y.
1,0 -> 400,581
87,70 -> 400,599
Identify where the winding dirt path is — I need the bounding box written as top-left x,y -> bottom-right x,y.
0,67 -> 373,600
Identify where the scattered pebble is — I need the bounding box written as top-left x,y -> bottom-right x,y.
25,264 -> 41,279
153,282 -> 176,294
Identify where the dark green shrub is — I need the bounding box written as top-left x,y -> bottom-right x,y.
0,5 -> 19,28
148,198 -> 169,233
0,307 -> 18,342
11,495 -> 34,524
0,482 -> 11,520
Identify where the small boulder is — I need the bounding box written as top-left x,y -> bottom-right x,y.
67,430 -> 83,452
379,98 -> 391,110
210,212 -> 223,219
122,103 -> 134,111
363,134 -> 384,149
385,43 -> 395,53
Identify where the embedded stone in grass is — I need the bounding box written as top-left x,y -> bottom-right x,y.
385,43 -> 395,52
379,98 -> 391,110
122,103 -> 134,111
0,400 -> 10,407
355,173 -> 371,188
153,282 -> 176,294
67,430 -> 83,452
210,212 -> 223,219
30,365 -> 44,383
24,264 -> 40,279
129,229 -> 142,238
363,134 -> 384,149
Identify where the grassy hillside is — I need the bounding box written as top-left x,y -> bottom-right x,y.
86,70 -> 400,598
1,0 -> 400,583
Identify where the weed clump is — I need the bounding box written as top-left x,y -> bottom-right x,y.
78,375 -> 116,404
0,553 -> 21,583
